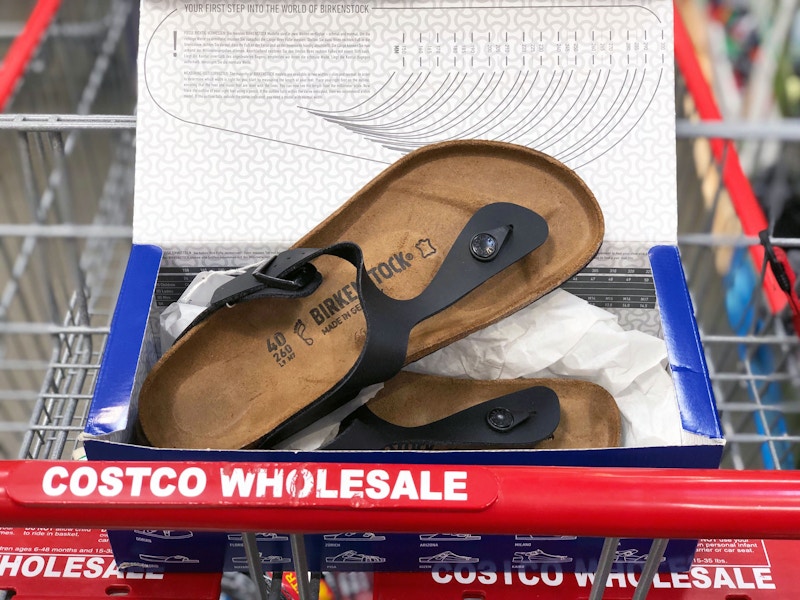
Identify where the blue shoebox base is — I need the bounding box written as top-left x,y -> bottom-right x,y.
84,243 -> 724,574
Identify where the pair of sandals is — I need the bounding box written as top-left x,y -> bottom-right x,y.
138,140 -> 621,451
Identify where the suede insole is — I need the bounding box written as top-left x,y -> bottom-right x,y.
365,372 -> 621,450
139,140 -> 604,449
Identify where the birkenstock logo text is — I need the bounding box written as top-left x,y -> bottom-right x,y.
308,247 -> 436,334
309,249 -> 428,329
366,252 -> 415,285
309,281 -> 361,331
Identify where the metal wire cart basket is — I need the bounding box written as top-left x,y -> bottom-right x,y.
1,1 -> 800,599
0,0 -> 136,461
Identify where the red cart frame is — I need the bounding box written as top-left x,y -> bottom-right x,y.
1,2 -> 800,599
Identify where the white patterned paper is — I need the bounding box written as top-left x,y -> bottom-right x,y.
134,0 -> 676,260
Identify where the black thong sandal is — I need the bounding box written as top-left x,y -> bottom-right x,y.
137,141 -> 604,449
323,372 -> 621,451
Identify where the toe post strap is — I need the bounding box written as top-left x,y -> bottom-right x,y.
178,202 -> 549,445
323,385 -> 561,450
343,202 -> 548,396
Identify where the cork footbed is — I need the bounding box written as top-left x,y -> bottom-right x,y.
364,371 -> 621,450
138,140 -> 604,449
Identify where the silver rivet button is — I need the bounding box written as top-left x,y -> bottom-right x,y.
487,407 -> 514,431
470,233 -> 498,261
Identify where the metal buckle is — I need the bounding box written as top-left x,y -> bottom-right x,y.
252,257 -> 317,291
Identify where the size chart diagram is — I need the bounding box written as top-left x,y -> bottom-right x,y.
562,267 -> 656,310
135,1 -> 676,251
304,4 -> 669,168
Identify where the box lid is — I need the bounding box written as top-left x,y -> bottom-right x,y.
133,0 -> 677,254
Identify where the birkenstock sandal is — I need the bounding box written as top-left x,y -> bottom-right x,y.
138,140 -> 604,449
323,372 -> 620,450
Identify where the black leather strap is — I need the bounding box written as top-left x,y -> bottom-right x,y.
323,385 -> 560,450
176,251 -> 324,342
177,202 -> 548,446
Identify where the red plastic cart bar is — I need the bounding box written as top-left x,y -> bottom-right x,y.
0,0 -> 61,111
673,5 -> 800,327
0,461 -> 798,540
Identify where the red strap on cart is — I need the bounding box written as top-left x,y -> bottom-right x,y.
673,5 -> 800,331
0,461 -> 799,540
0,0 -> 61,111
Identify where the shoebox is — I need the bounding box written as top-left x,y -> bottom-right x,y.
81,0 -> 723,576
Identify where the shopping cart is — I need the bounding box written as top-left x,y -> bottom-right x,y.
0,0 -> 136,461
1,1 -> 800,599
674,3 -> 800,472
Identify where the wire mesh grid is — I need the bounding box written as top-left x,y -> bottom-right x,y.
676,76 -> 800,471
0,0 -> 137,459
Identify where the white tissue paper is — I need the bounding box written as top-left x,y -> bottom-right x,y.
160,273 -> 682,450
408,289 -> 682,448
159,269 -> 239,350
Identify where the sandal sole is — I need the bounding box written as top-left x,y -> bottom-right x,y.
365,371 -> 621,450
139,140 -> 604,449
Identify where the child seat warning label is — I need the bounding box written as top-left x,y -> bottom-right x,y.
693,538 -> 770,567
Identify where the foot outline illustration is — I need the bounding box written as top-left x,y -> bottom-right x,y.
227,532 -> 289,542
419,551 -> 479,564
324,532 -> 386,542
512,549 -> 572,564
232,553 -> 291,564
326,550 -> 386,564
614,549 -> 667,563
138,554 -> 199,564
134,530 -> 194,540
419,533 -> 481,542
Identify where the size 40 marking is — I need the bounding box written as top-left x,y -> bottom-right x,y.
267,332 -> 295,367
